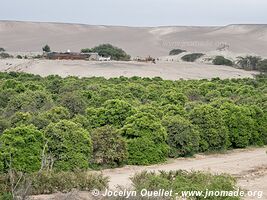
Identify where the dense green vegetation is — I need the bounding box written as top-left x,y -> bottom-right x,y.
0,72 -> 266,172
181,53 -> 205,62
131,171 -> 240,200
169,49 -> 186,56
81,44 -> 131,61
213,56 -> 233,66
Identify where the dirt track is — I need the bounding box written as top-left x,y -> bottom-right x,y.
31,148 -> 267,200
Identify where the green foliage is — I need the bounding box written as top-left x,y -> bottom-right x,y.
131,170 -> 240,200
0,171 -> 108,196
91,125 -> 128,168
121,112 -> 169,165
237,56 -> 262,70
92,44 -> 131,61
0,72 -> 266,171
258,59 -> 267,72
42,44 -> 51,53
0,53 -> 12,59
44,120 -> 92,171
181,53 -> 204,62
0,125 -> 45,173
213,56 -> 233,66
190,105 -> 229,152
163,116 -> 200,157
169,49 -> 186,56
0,48 -> 5,52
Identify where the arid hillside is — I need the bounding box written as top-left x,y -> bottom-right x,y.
0,21 -> 267,57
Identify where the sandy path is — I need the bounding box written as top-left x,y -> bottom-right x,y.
31,148 -> 267,200
0,59 -> 258,80
101,148 -> 267,199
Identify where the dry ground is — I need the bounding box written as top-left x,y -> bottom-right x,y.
31,147 -> 267,200
0,59 -> 258,80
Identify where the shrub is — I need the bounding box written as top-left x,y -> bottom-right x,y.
0,125 -> 45,173
181,53 -> 204,62
92,44 -> 131,61
16,55 -> 23,59
91,126 -> 128,168
0,171 -> 109,196
131,170 -> 240,200
169,49 -> 186,56
257,59 -> 267,72
0,48 -> 5,52
44,120 -> 92,171
237,56 -> 262,70
213,56 -> 233,66
42,45 -> 51,53
190,105 -> 229,152
163,116 -> 200,157
221,103 -> 256,148
121,112 -> 169,165
0,53 -> 13,59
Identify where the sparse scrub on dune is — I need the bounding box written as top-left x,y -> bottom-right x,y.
181,53 -> 204,62
169,49 -> 187,56
236,56 -> 262,70
212,56 -> 233,66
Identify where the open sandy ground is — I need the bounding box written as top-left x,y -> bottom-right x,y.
0,59 -> 258,80
31,147 -> 267,200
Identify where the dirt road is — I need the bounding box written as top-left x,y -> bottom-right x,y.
102,147 -> 267,199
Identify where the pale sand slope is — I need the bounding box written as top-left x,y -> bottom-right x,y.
0,21 -> 267,57
0,59 -> 258,80
32,148 -> 267,200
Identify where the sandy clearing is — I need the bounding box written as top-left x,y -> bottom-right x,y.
0,59 -> 258,80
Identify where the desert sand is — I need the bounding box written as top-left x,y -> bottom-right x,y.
0,59 -> 258,80
0,21 -> 267,57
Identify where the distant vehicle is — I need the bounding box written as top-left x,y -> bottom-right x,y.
98,56 -> 111,61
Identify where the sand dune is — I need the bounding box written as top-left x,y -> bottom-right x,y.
0,21 -> 267,57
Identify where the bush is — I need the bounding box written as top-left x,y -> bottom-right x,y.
91,44 -> 131,61
190,105 -> 229,152
163,116 -> 200,157
42,45 -> 51,53
0,125 -> 45,173
0,171 -> 109,196
213,56 -> 233,66
16,55 -> 23,59
0,53 -> 12,59
237,56 -> 262,70
44,120 -> 92,171
0,48 -> 5,52
91,126 -> 128,168
181,53 -> 204,62
121,112 -> 169,165
258,59 -> 267,72
131,170 -> 240,200
169,49 -> 186,56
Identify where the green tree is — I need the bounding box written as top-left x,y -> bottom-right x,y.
91,44 -> 131,61
121,112 -> 169,165
91,126 -> 128,167
0,125 -> 45,173
44,120 -> 92,171
212,56 -> 233,66
42,45 -> 51,53
163,116 -> 200,157
189,105 -> 229,151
